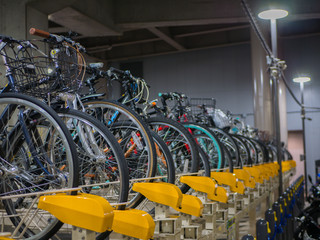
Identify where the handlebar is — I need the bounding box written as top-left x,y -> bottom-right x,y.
29,28 -> 86,52
29,28 -> 50,38
109,67 -> 127,76
158,92 -> 186,101
0,34 -> 20,44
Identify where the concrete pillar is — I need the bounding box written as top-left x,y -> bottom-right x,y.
0,0 -> 48,39
0,0 -> 48,87
250,29 -> 274,137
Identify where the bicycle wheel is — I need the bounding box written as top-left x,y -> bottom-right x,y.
132,131 -> 176,214
197,145 -> 211,176
181,122 -> 224,171
83,100 -> 156,173
150,131 -> 175,184
55,108 -> 129,240
147,117 -> 199,193
231,135 -> 251,166
0,93 -> 78,239
55,109 -> 129,207
83,100 -> 157,208
237,135 -> 259,165
209,127 -> 241,167
250,139 -> 268,164
221,143 -> 234,172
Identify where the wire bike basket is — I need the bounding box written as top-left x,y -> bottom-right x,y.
2,40 -> 85,98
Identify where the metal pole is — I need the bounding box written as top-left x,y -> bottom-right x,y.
271,19 -> 277,57
300,82 -> 308,198
270,18 -> 283,195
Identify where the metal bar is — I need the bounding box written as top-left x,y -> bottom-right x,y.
147,27 -> 185,51
301,82 -> 308,198
0,188 -> 81,200
175,25 -> 250,38
269,19 -> 283,196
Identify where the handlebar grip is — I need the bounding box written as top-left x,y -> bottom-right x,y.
29,28 -> 51,38
109,67 -> 126,75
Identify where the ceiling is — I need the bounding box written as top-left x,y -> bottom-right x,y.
28,0 -> 320,62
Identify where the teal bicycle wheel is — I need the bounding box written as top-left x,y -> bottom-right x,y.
181,122 -> 225,171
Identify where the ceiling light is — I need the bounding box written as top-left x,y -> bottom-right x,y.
293,77 -> 311,83
258,9 -> 288,20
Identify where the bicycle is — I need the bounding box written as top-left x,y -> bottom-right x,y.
1,29 -> 133,239
0,34 -> 80,239
29,28 -> 163,210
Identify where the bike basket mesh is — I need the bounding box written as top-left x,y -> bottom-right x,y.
189,98 -> 216,118
3,41 -> 84,98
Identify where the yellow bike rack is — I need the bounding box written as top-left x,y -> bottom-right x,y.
175,194 -> 204,217
289,160 -> 296,168
180,176 -> 228,203
254,165 -> 271,181
265,163 -> 278,177
233,169 -> 256,189
133,182 -> 203,217
281,161 -> 292,173
243,166 -> 264,184
132,182 -> 183,209
132,182 -> 205,239
38,192 -> 155,240
112,209 -> 155,240
0,233 -> 12,240
38,193 -> 114,232
210,172 -> 245,194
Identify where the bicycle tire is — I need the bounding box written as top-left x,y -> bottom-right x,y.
250,139 -> 268,164
209,127 -> 241,167
83,100 -> 157,181
236,135 -> 259,165
150,131 -> 175,184
196,144 -> 211,176
55,108 -> 130,240
130,131 -> 176,215
55,108 -> 129,206
0,92 -> 79,240
221,143 -> 234,172
181,122 -> 224,171
147,116 -> 199,193
231,134 -> 251,166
